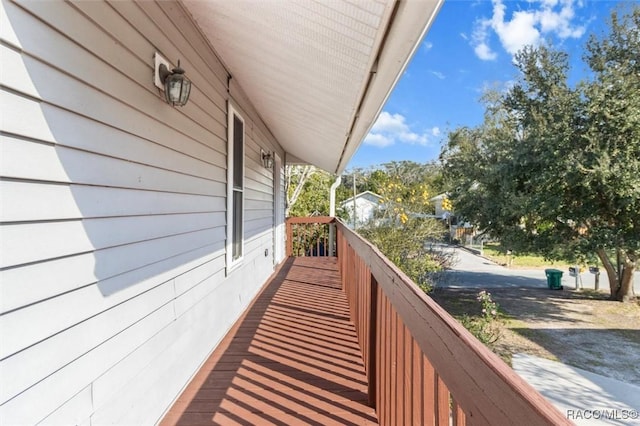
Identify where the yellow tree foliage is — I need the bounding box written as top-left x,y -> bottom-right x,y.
441,196 -> 453,212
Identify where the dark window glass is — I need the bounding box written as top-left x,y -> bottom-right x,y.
232,190 -> 243,259
233,116 -> 243,189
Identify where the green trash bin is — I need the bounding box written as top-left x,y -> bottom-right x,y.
545,269 -> 563,290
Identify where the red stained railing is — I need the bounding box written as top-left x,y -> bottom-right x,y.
285,216 -> 335,257
286,217 -> 570,426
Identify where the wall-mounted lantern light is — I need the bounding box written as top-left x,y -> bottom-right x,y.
261,149 -> 274,169
154,53 -> 191,107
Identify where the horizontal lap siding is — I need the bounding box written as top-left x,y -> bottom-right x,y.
0,0 -> 281,424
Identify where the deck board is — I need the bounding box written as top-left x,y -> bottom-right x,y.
161,257 -> 379,426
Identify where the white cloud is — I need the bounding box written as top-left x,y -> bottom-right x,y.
371,111 -> 407,134
471,0 -> 586,60
363,133 -> 393,148
475,42 -> 498,60
472,20 -> 498,61
423,41 -> 433,51
491,5 -> 541,55
431,127 -> 441,137
430,70 -> 445,79
538,1 -> 586,39
365,112 -> 431,148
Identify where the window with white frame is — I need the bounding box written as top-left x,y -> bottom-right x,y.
227,102 -> 244,268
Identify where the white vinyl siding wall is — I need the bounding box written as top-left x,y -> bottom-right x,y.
0,1 -> 283,424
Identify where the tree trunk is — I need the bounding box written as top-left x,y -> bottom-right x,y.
618,260 -> 636,302
597,249 -> 618,299
284,165 -> 315,217
596,249 -> 637,302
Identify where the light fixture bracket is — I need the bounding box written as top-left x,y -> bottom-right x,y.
158,63 -> 172,83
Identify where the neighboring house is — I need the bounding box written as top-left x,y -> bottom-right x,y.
340,191 -> 384,228
0,0 -> 442,424
430,193 -> 449,219
430,193 -> 476,240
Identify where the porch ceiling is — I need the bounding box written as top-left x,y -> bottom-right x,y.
181,0 -> 443,174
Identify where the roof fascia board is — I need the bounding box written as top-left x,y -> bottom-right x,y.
336,0 -> 445,175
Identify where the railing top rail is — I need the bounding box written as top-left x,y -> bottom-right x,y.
286,216 -> 336,225
335,219 -> 570,425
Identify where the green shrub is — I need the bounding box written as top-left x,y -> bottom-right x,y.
460,291 -> 502,347
359,217 -> 450,293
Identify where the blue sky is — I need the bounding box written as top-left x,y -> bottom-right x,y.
347,0 -> 627,170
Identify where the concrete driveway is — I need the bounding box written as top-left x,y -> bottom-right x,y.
437,246 -> 640,293
513,354 -> 640,425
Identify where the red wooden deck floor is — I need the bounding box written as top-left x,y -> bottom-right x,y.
161,257 -> 379,426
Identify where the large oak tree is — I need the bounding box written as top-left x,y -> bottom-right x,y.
441,7 -> 639,301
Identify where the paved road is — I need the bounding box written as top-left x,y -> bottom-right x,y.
437,245 -> 640,292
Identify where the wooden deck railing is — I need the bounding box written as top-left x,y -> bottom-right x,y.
285,217 -> 570,425
285,216 -> 336,257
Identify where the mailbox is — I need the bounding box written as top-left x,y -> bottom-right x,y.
568,266 -> 578,277
589,266 -> 601,290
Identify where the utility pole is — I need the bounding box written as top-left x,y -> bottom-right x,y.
352,172 -> 357,230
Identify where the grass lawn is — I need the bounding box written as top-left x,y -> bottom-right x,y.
482,243 -> 572,269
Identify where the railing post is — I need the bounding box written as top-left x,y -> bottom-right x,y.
368,274 -> 378,408
329,222 -> 336,256
435,373 -> 449,425
285,218 -> 293,257
339,226 -> 346,289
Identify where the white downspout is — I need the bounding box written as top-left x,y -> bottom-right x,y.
329,176 -> 342,256
329,176 -> 341,217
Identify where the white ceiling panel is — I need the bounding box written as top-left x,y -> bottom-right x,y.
182,0 -> 443,174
